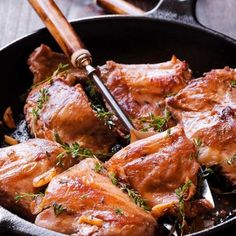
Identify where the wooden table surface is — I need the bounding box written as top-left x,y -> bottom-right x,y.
0,0 -> 235,48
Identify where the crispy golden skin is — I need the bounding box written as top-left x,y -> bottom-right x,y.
25,45 -> 117,153
105,126 -> 210,218
35,158 -> 157,236
0,139 -> 76,219
100,56 -> 192,130
167,68 -> 236,185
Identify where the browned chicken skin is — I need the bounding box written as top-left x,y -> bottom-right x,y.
35,158 -> 157,236
25,45 -> 117,153
105,126 -> 211,218
0,139 -> 76,219
167,68 -> 236,185
100,56 -> 192,130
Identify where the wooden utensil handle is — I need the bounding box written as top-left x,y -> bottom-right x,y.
96,0 -> 144,15
28,0 -> 91,67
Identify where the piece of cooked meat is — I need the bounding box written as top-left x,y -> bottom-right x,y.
99,56 -> 192,131
25,45 -> 117,153
28,44 -> 70,84
0,139 -> 76,220
105,126 -> 212,218
167,67 -> 236,185
35,158 -> 157,236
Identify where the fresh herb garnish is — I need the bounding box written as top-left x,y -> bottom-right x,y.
230,80 -> 236,88
140,110 -> 171,132
55,142 -> 94,166
109,172 -> 118,185
31,88 -> 49,121
94,161 -> 103,173
37,88 -> 49,109
92,104 -> 115,129
115,208 -> 124,215
54,133 -> 111,167
15,192 -> 44,203
109,172 -> 150,211
52,203 -> 66,216
175,180 -> 193,235
53,63 -> 69,76
32,63 -> 69,88
120,183 -> 150,211
226,154 -> 236,165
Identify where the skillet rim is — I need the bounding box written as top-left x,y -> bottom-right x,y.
0,14 -> 235,236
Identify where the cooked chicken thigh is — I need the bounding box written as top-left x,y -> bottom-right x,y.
25,45 -> 117,153
167,68 -> 236,185
35,158 -> 157,236
105,126 -> 211,218
100,56 -> 192,130
0,139 -> 75,219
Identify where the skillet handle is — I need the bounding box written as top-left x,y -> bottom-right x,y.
96,0 -> 144,15
147,0 -> 199,26
28,0 -> 92,67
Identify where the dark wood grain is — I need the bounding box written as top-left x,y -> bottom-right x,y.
0,0 -> 235,48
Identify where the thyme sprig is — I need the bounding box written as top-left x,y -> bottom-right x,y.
32,63 -> 69,88
115,208 -> 124,215
175,180 -> 193,235
31,88 -> 49,119
109,172 -> 150,211
140,110 -> 171,132
92,104 -> 115,129
230,80 -> 236,89
15,192 -> 44,203
54,133 -> 111,167
52,202 -> 66,216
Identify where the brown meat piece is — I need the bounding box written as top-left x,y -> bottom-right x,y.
35,158 -> 157,236
0,139 -> 76,220
25,45 -> 117,153
100,56 -> 192,130
105,126 -> 210,218
167,68 -> 236,185
28,44 -> 69,84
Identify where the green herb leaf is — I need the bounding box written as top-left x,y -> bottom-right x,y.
230,80 -> 236,88
140,110 -> 171,132
15,192 -> 44,203
120,183 -> 150,211
94,162 -> 103,173
53,63 -> 69,76
31,88 -> 50,122
115,208 -> 124,215
109,172 -> 118,186
175,180 -> 193,234
109,173 -> 150,211
37,88 -> 49,110
92,104 -> 115,129
53,202 -> 66,216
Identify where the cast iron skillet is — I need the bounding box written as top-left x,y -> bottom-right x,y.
0,0 -> 235,235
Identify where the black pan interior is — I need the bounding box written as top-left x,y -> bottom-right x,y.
0,16 -> 235,235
